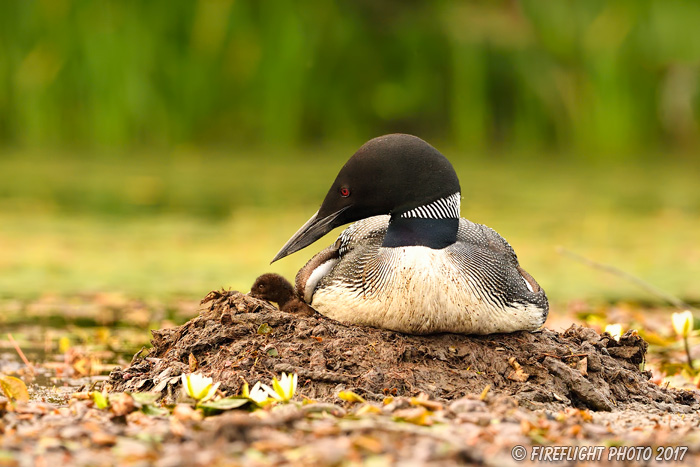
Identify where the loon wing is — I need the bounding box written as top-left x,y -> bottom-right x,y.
451,218 -> 549,312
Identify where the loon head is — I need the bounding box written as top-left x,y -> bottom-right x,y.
272,134 -> 461,263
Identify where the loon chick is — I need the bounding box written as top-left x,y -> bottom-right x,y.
250,273 -> 315,316
271,134 -> 548,335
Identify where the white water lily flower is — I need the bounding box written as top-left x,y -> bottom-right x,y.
247,381 -> 273,405
604,324 -> 622,341
181,373 -> 220,402
265,372 -> 298,402
672,310 -> 694,338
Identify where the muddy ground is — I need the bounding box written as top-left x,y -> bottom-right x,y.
4,290 -> 700,466
110,290 -> 698,415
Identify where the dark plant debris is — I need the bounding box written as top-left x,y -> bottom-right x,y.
110,290 -> 699,414
4,290 -> 700,466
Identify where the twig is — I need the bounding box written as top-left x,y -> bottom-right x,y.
7,333 -> 36,375
561,353 -> 589,359
683,336 -> 695,370
557,247 -> 697,312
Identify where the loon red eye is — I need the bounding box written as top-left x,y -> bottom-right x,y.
340,187 -> 350,197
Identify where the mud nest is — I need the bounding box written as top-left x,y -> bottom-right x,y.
109,290 -> 699,413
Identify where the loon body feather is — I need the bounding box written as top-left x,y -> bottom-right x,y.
296,215 -> 548,335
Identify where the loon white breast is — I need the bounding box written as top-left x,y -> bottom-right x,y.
271,133 -> 548,335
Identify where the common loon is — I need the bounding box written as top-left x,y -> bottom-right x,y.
271,134 -> 548,335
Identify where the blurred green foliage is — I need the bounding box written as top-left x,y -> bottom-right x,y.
0,1 -> 698,305
1,0 -> 699,156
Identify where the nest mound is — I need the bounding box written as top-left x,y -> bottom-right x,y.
109,290 -> 699,413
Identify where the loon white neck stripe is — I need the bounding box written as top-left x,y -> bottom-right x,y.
400,192 -> 461,219
428,204 -> 439,218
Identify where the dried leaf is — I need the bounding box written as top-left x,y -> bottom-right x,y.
393,407 -> 432,426
257,323 -> 272,335
110,392 -> 135,416
352,435 -> 383,453
479,385 -> 491,401
507,369 -> 530,382
91,432 -> 117,446
70,391 -> 92,400
0,375 -> 29,402
172,403 -> 204,422
338,390 -> 366,403
507,357 -> 530,381
578,357 -> 588,377
152,378 -> 169,393
354,403 -> 382,416
188,353 -> 198,372
92,391 -> 110,410
410,393 -> 443,411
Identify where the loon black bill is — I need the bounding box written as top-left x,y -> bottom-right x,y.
271,207 -> 349,263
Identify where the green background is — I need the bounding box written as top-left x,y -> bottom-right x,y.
0,0 -> 698,307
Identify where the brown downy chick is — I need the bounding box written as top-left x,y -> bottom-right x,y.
250,273 -> 316,316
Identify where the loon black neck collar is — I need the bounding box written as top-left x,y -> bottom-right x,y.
383,217 -> 458,249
